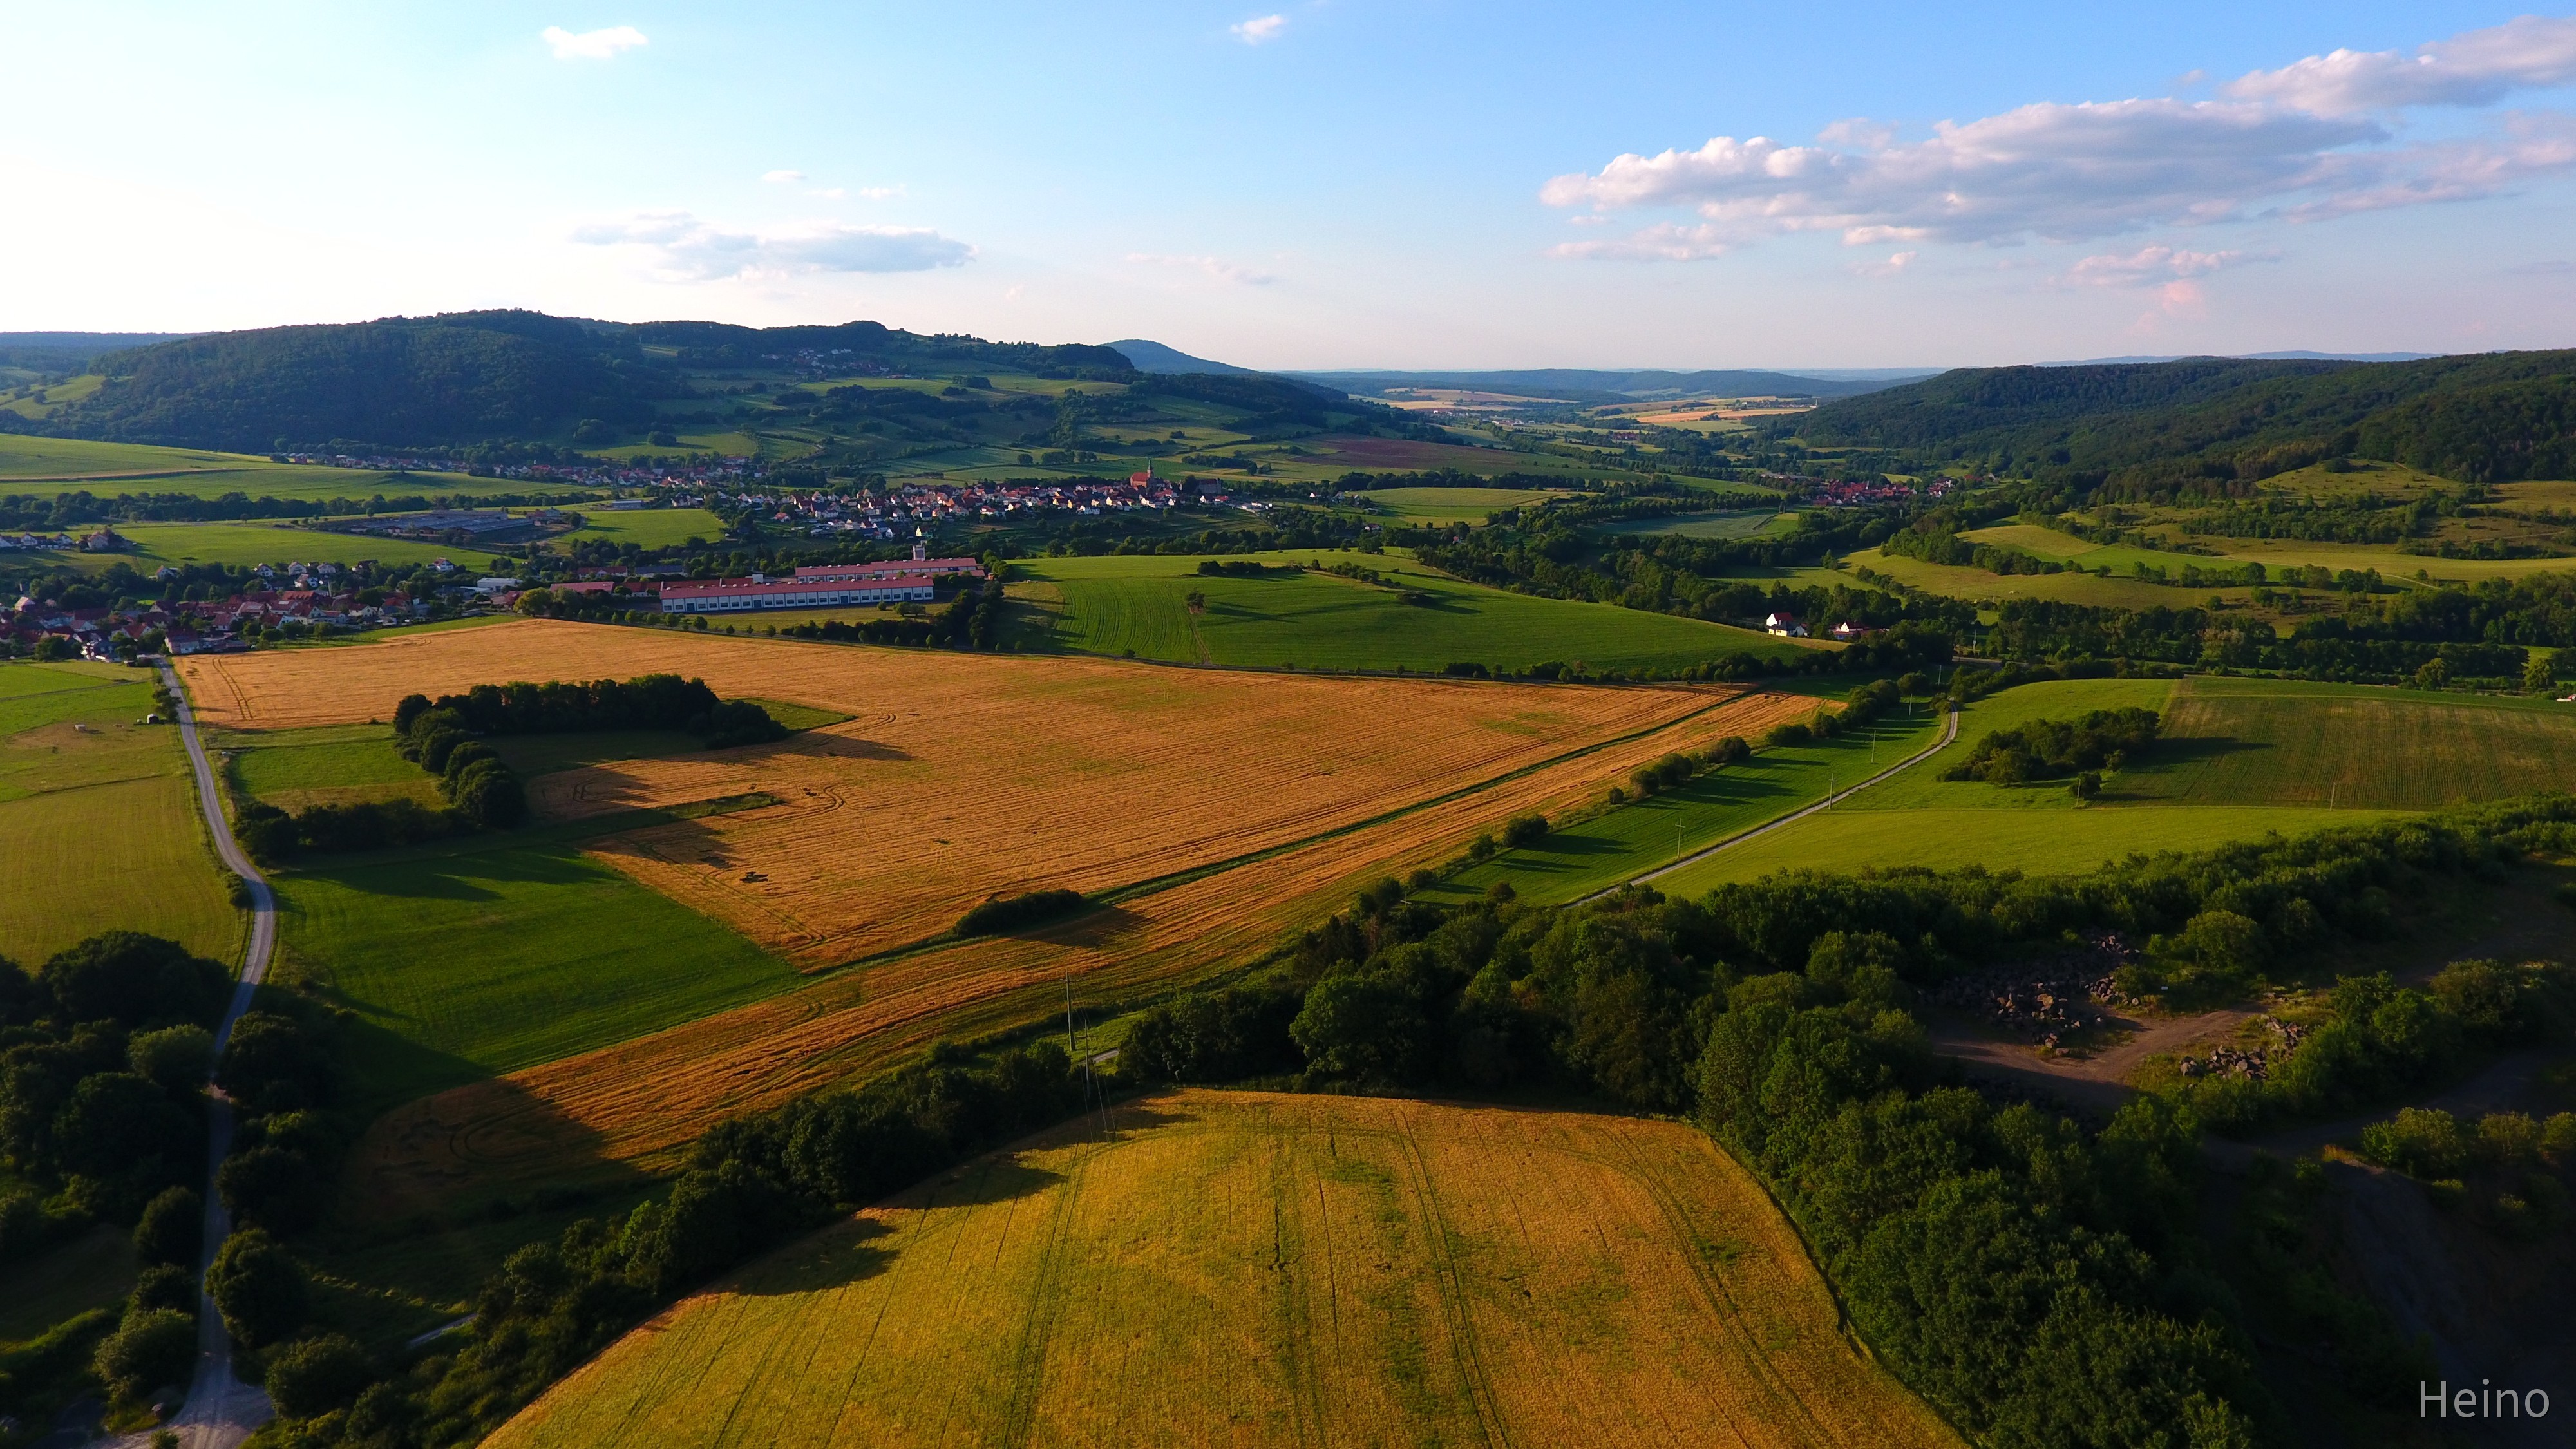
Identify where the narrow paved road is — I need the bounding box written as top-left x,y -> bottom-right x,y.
142,665 -> 276,1448
1584,705 -> 1960,903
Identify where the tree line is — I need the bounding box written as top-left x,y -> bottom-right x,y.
237,674 -> 786,862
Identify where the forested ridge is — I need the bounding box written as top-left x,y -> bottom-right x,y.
6,311 -> 1142,453
1788,350 -> 2576,493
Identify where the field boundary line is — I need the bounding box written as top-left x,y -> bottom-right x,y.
1595,706 -> 1958,900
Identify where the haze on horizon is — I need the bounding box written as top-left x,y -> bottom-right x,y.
6,1 -> 2575,371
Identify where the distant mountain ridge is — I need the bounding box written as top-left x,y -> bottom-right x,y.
1788,350 -> 2576,489
2,311 -> 1137,453
1104,339 -> 1258,376
1289,367 -> 1924,402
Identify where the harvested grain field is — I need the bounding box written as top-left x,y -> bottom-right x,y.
486,1091 -> 1964,1449
184,619 -> 1735,965
348,685 -> 1817,1217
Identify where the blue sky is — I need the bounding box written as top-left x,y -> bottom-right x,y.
6,1 -> 2575,368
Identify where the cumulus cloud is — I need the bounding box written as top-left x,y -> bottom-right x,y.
1232,14 -> 1285,44
1544,16 -> 2576,261
1851,250 -> 1917,278
1542,100 -> 2382,249
1128,252 -> 1275,284
2059,244 -> 2258,287
2228,15 -> 2576,115
761,169 -> 806,184
541,24 -> 647,60
573,212 -> 974,278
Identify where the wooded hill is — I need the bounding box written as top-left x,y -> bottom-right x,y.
5,311 -> 1141,453
1787,350 -> 2576,495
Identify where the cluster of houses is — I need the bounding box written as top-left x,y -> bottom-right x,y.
6,558 -> 458,661
755,472 -> 1225,539
1767,474 -> 1960,506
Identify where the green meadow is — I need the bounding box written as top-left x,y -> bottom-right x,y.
274,831 -> 799,1110
0,435 -> 591,504
1417,706 -> 1949,907
1649,676 -> 2576,891
0,661 -> 240,964
1588,508 -> 1803,540
1359,486 -> 1567,523
73,520 -> 509,571
557,507 -> 728,550
1017,549 -> 1812,672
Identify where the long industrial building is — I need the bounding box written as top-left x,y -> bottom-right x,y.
657,572 -> 941,614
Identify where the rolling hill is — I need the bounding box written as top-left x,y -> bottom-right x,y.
1298,366 -> 1920,402
5,312 -> 1139,453
1104,337 -> 1258,375
1787,349 -> 2576,491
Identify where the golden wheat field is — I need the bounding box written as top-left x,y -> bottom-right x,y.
485,1091 -> 1964,1449
346,685 -> 1815,1218
182,620 -> 1728,965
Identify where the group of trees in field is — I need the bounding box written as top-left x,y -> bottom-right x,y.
237,674 -> 788,862
1943,707 -> 2161,787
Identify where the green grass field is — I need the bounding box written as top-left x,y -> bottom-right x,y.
556,507 -> 728,550
1418,707 -> 1948,906
1359,486 -> 1567,522
0,1226 -> 136,1345
218,722 -> 444,813
1645,675 -> 2576,890
0,662 -> 240,965
73,520 -> 509,572
274,831 -> 800,1111
0,435 -> 591,503
1018,549 -> 1811,672
1654,804 -> 2388,889
1590,508 -> 1802,540
1855,550 -> 2262,610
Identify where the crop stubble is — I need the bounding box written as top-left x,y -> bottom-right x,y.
182,619 -> 1731,965
486,1091 -> 1962,1449
346,685 -> 1814,1216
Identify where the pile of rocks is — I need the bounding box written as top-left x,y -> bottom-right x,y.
2177,1016 -> 2310,1080
1926,932 -> 2145,1046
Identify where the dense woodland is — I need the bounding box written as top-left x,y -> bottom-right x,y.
1785,351 -> 2576,495
200,793 -> 2576,1447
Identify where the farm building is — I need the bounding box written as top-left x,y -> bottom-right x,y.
1765,612 -> 1808,638
659,572 -> 941,614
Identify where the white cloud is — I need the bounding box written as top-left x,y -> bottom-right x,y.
541,24 -> 647,61
1851,250 -> 1917,278
1127,252 -> 1275,284
1542,100 -> 2382,249
573,212 -> 974,278
761,169 -> 806,184
2060,244 -> 2258,287
851,185 -> 902,200
1543,17 -> 2576,262
1232,14 -> 1286,44
2228,15 -> 2576,115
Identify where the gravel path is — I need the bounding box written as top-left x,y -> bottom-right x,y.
126,667 -> 278,1449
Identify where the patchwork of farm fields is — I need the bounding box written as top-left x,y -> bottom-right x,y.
1018,549 -> 1812,672
0,433 -> 586,501
179,620 -> 1757,967
342,668 -> 1815,1217
486,1091 -> 1964,1449
1651,675 -> 2576,889
0,661 -> 238,963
